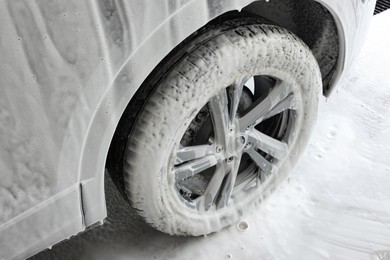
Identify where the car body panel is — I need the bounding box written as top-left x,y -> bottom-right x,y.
0,0 -> 375,259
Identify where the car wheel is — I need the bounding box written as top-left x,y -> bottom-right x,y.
122,20 -> 321,235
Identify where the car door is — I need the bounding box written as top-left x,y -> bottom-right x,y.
0,1 -> 105,258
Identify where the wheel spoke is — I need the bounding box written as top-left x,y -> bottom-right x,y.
227,78 -> 246,122
246,147 -> 276,177
208,90 -> 230,146
215,157 -> 241,209
174,155 -> 218,182
239,80 -> 293,130
248,129 -> 288,160
175,144 -> 215,164
197,163 -> 228,211
263,93 -> 298,121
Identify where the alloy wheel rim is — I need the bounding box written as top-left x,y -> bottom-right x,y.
170,75 -> 301,212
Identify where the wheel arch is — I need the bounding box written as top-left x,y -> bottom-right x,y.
242,0 -> 343,96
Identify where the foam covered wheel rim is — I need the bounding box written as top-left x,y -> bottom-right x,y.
172,76 -> 299,212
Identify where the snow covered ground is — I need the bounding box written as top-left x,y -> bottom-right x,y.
30,10 -> 390,260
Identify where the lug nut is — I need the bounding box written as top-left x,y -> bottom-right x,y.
245,142 -> 252,150
227,156 -> 234,162
216,146 -> 223,153
246,124 -> 254,131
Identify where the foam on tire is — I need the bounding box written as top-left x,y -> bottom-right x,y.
123,22 -> 321,235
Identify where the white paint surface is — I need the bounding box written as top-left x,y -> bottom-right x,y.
30,10 -> 390,260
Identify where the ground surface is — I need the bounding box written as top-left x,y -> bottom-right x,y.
31,11 -> 390,260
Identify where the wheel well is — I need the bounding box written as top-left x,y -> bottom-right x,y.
242,0 -> 339,95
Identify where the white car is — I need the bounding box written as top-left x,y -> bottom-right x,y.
0,0 -> 376,259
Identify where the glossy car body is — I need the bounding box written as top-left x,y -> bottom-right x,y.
0,0 -> 375,259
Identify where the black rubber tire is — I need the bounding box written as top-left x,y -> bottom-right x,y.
122,21 -> 321,235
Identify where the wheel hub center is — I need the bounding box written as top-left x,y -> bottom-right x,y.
225,129 -> 248,159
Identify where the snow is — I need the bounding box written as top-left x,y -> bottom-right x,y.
30,10 -> 390,260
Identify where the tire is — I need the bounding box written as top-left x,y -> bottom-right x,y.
123,20 -> 321,236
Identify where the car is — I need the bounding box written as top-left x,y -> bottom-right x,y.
0,0 -> 376,259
